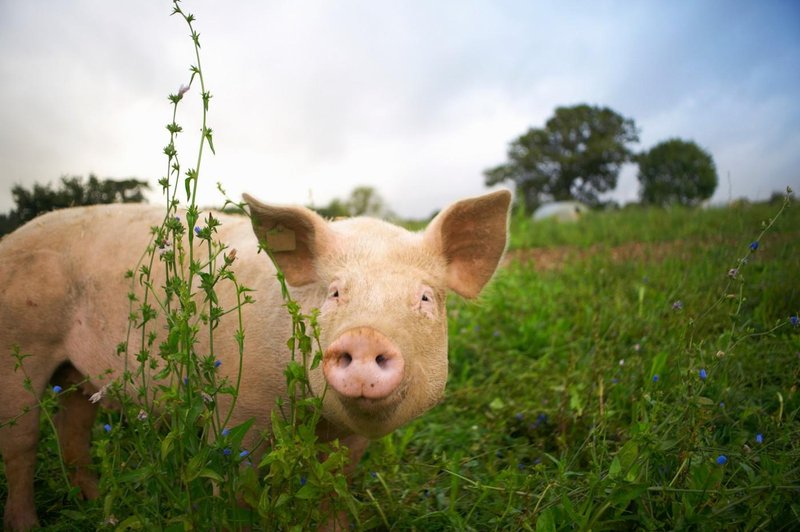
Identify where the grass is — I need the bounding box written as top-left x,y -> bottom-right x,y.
509,199 -> 796,249
1,195 -> 798,530
349,194 -> 800,530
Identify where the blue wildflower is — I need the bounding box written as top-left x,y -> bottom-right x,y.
239,450 -> 250,458
699,368 -> 707,380
756,433 -> 763,444
750,241 -> 759,251
103,424 -> 112,433
221,428 -> 230,437
672,300 -> 683,311
653,374 -> 660,383
719,402 -> 725,408
183,376 -> 188,385
223,448 -> 231,456
370,471 -> 378,479
300,476 -> 307,486
194,226 -> 201,236
716,455 -> 728,465
214,360 -> 222,368
52,385 -> 62,393
790,316 -> 799,327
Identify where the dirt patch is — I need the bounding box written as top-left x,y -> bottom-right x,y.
504,232 -> 799,271
504,240 -> 698,271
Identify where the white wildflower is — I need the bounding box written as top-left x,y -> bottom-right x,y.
89,383 -> 111,404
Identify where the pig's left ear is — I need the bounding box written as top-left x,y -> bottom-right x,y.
244,193 -> 333,286
423,189 -> 512,299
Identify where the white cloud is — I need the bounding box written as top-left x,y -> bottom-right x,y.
1,1 -> 798,217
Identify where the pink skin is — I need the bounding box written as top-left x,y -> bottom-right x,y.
323,327 -> 404,400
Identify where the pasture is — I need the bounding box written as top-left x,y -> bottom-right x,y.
352,197 -> 800,530
1,195 -> 798,530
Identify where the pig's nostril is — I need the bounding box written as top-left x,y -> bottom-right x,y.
341,352 -> 352,367
375,354 -> 387,368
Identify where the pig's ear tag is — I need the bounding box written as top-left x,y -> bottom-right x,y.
265,224 -> 296,252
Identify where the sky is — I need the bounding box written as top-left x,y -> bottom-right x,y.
1,1 -> 798,219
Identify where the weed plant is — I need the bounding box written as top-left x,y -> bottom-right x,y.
4,2 -> 352,530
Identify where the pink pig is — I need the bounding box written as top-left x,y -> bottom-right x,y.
0,189 -> 511,530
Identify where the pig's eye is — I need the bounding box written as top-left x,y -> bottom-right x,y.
327,281 -> 341,301
416,287 -> 436,318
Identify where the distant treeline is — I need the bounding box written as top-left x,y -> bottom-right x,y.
0,175 -> 149,236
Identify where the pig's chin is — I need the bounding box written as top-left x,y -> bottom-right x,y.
329,384 -> 410,438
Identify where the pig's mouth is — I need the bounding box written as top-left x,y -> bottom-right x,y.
337,381 -> 408,419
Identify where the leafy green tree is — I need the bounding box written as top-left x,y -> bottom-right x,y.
346,185 -> 387,217
637,139 -> 717,206
312,186 -> 392,219
1,174 -> 149,235
313,198 -> 350,219
485,104 -> 639,211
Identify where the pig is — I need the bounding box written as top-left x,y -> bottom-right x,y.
0,189 -> 511,530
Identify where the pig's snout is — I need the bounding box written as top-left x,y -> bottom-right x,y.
323,327 -> 405,400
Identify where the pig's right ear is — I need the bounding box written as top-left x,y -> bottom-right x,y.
244,194 -> 332,286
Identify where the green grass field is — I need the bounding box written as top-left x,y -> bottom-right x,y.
350,197 -> 799,530
2,196 -> 798,530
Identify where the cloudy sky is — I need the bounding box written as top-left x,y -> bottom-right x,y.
1,1 -> 798,218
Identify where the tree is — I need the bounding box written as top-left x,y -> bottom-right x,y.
0,174 -> 149,235
346,186 -> 387,217
313,198 -> 350,219
637,139 -> 717,206
312,186 -> 392,219
485,104 -> 639,211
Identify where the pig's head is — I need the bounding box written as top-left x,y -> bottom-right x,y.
245,190 -> 511,439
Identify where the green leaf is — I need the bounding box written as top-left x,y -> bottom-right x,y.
183,454 -> 207,482
488,397 -> 505,411
115,515 -> 143,530
197,468 -> 225,482
295,482 -> 320,500
695,396 -> 715,407
535,507 -> 556,532
609,440 -> 639,481
649,351 -> 668,380
117,466 -> 152,484
161,431 -> 176,461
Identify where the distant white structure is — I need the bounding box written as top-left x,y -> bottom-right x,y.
533,201 -> 589,222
